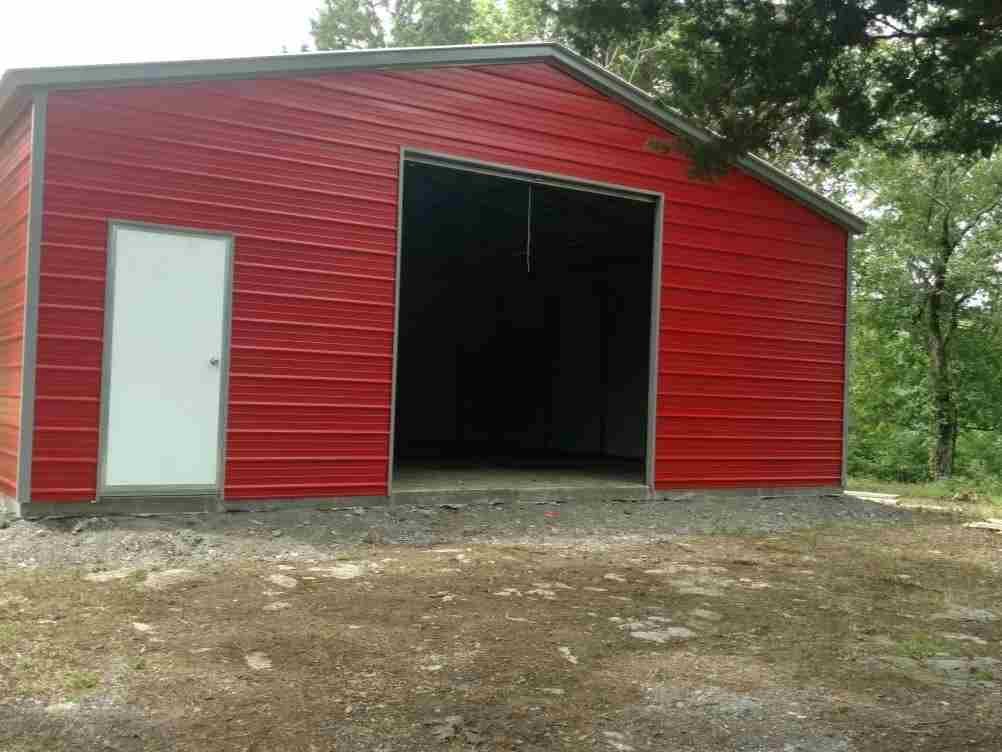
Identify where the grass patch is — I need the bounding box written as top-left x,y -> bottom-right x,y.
894,635 -> 954,660
848,477 -> 1002,510
63,670 -> 99,693
0,622 -> 19,646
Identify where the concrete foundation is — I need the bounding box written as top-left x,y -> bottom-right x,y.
392,458 -> 645,493
5,459 -> 842,518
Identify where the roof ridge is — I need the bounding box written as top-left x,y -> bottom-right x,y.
0,42 -> 864,233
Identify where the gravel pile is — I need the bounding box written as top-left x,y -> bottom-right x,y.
0,492 -> 915,571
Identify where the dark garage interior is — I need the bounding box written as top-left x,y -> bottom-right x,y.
392,161 -> 657,492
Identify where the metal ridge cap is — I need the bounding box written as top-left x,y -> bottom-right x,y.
0,41 -> 561,86
0,42 -> 561,124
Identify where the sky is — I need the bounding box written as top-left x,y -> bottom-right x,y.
1,1 -> 325,73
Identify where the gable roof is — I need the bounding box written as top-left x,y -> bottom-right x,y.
0,42 -> 865,233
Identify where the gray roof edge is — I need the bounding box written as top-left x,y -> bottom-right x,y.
0,41 -> 865,234
544,48 -> 866,234
0,42 -> 559,105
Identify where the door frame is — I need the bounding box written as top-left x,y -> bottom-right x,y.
96,219 -> 236,499
388,148 -> 665,493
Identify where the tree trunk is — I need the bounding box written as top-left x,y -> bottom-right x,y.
928,356 -> 958,479
926,242 -> 959,480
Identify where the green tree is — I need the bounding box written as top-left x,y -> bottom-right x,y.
848,302 -> 929,481
311,0 -> 477,50
311,0 -> 549,50
309,0 -> 652,86
851,147 -> 1002,479
548,1 -> 1002,170
470,0 -> 550,43
540,0 -> 669,89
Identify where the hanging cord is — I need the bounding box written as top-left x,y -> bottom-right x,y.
525,183 -> 533,275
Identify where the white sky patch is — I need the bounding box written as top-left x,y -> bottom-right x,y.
1,1 -> 323,73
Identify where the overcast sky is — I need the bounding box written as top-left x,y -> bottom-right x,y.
2,1 -> 324,73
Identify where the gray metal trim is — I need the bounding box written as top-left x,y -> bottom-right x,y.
95,222 -> 119,497
840,235 -> 853,488
218,232 -> 236,500
386,150 -> 407,494
391,148 -> 664,489
645,196 -> 665,490
541,50 -> 867,234
97,220 -> 235,501
655,486 -> 844,500
16,91 -> 46,505
0,43 -> 865,234
405,151 -> 660,203
0,43 -> 557,99
98,484 -> 218,498
736,154 -> 866,234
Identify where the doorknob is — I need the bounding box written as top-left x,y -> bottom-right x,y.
209,356 -> 220,367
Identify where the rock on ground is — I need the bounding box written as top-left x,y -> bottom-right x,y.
244,652 -> 272,670
630,627 -> 697,643
267,574 -> 298,589
689,608 -> 723,622
932,606 -> 997,623
940,632 -> 989,645
140,569 -> 202,591
559,646 -> 579,665
309,563 -> 364,580
84,567 -> 136,583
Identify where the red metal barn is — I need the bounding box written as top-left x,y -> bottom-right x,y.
0,44 -> 865,517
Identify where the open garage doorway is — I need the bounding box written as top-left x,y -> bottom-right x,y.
390,154 -> 661,497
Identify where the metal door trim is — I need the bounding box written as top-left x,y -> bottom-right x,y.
388,148 -> 665,494
97,219 -> 235,500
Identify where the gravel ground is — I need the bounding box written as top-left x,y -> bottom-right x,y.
2,496 -> 1000,752
0,492 -> 915,570
5,493 -> 1001,752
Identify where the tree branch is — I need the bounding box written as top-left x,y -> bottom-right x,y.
954,186 -> 1002,245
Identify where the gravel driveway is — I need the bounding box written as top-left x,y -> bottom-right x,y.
4,493 -> 999,752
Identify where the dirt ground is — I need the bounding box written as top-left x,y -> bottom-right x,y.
1,494 -> 1000,751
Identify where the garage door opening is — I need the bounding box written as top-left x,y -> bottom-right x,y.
391,157 -> 660,495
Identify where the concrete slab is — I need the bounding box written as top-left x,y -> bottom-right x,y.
392,459 -> 646,494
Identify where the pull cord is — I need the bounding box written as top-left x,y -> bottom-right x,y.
525,183 -> 533,275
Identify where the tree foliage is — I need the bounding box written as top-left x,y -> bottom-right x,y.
469,0 -> 551,43
849,145 -> 1002,479
311,0 -> 549,50
550,1 -> 1002,172
309,0 -> 656,85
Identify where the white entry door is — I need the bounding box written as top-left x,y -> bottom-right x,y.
101,223 -> 232,495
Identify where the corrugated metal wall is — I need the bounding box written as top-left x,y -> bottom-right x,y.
0,107 -> 31,498
32,62 -> 847,502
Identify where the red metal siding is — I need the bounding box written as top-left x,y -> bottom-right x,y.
33,63 -> 847,502
0,108 -> 31,498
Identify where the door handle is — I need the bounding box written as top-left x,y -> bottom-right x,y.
209,356 -> 220,367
